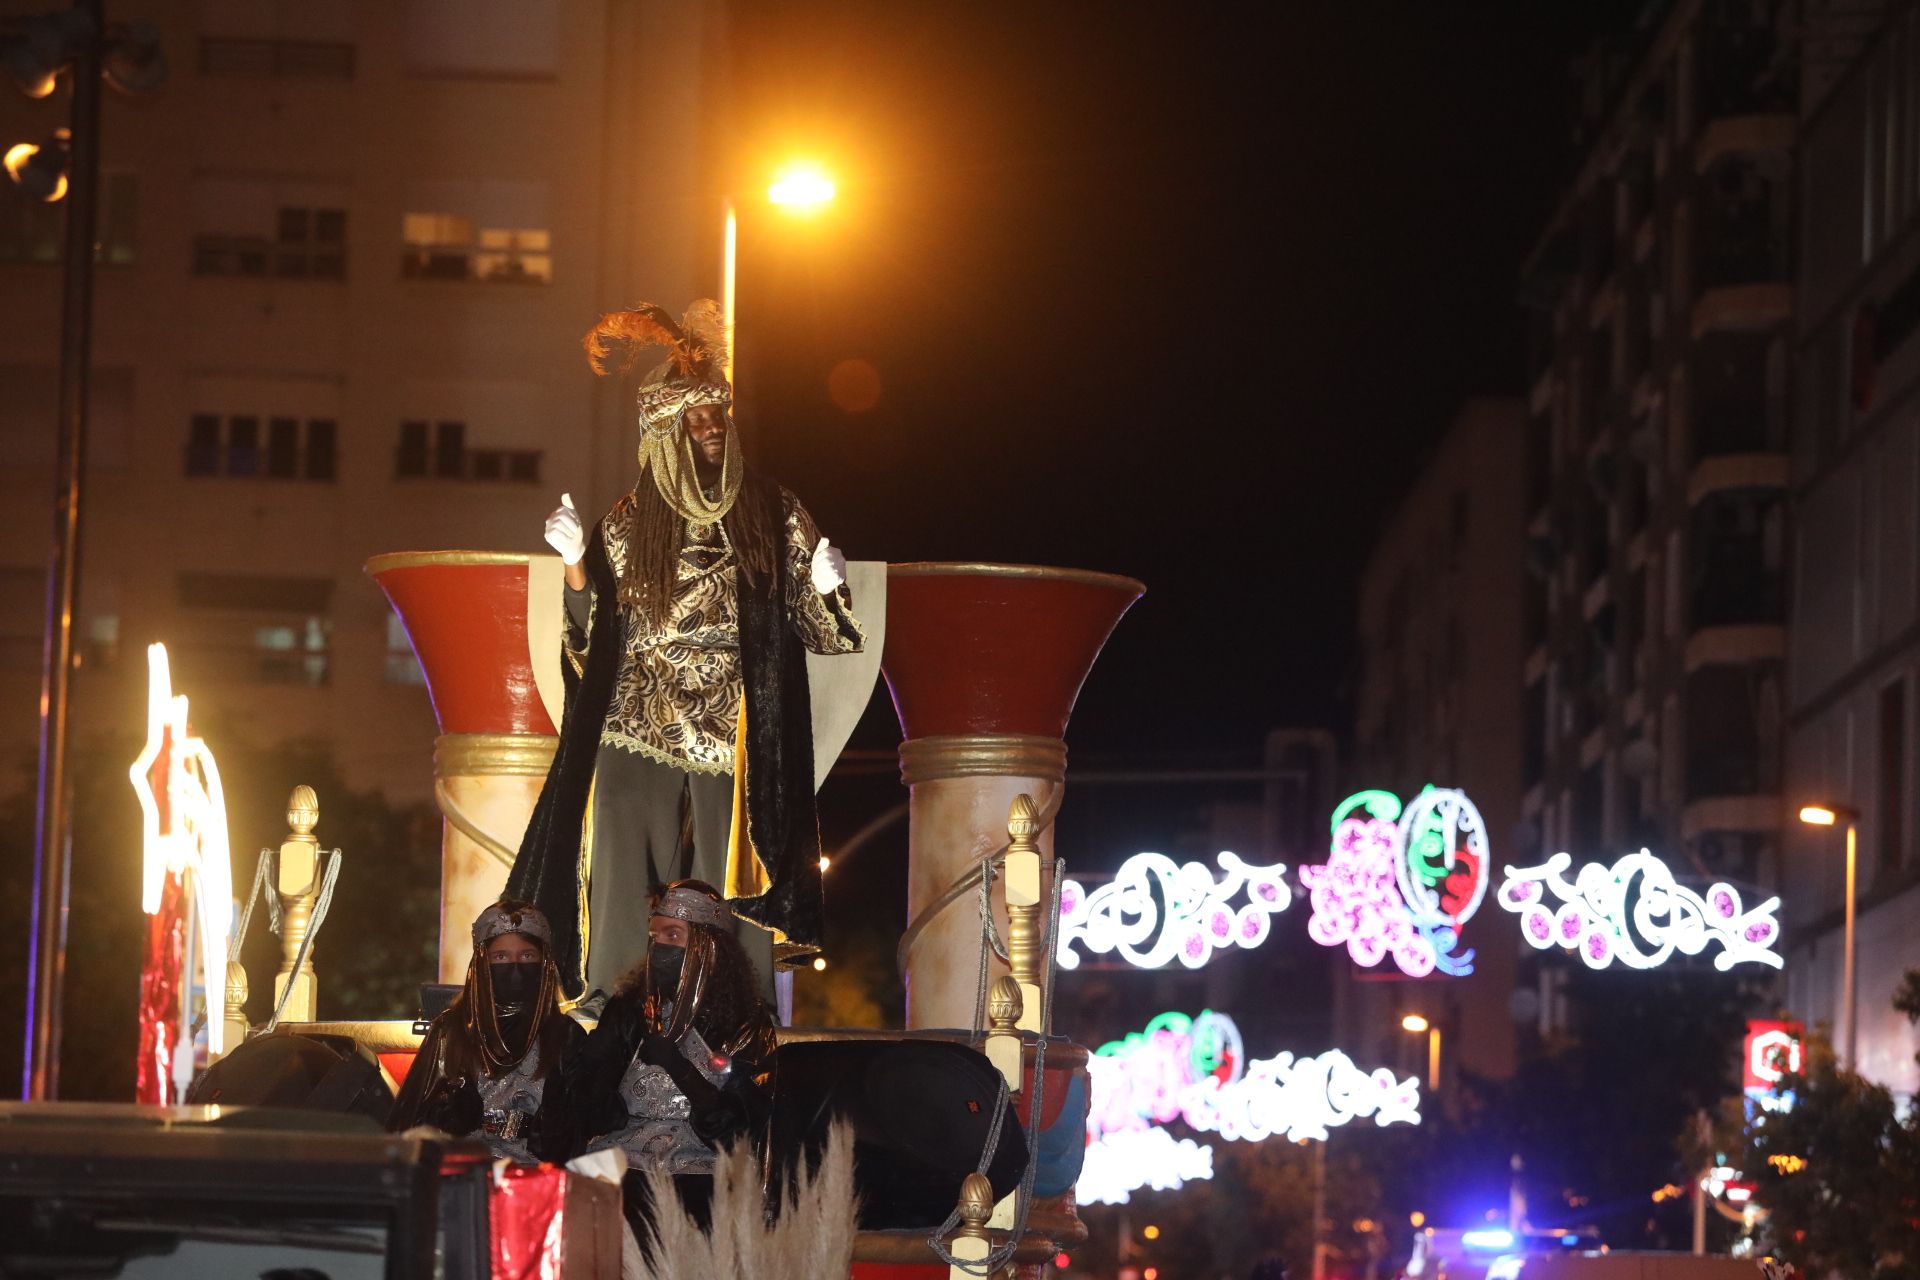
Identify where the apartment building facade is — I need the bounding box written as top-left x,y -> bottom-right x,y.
1348,398 -> 1526,1091
1518,0 -> 1796,966
0,0 -> 724,798
1783,0 -> 1920,1093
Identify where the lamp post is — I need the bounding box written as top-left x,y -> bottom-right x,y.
1799,802 -> 1859,1070
720,160 -> 836,399
1402,1012 -> 1440,1093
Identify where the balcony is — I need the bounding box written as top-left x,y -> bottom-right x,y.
1682,660 -> 1782,816
1688,488 -> 1785,628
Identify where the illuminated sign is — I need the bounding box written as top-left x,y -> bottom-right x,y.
1743,1019 -> 1802,1116
1079,1009 -> 1421,1204
130,643 -> 233,1103
1300,787 -> 1489,977
1496,850 -> 1781,970
1057,851 -> 1292,971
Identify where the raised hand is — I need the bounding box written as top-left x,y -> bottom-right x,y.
809,535 -> 847,595
543,492 -> 585,566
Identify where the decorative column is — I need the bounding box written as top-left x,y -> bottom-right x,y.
366,552 -> 566,982
273,785 -> 322,1022
883,563 -> 1143,1030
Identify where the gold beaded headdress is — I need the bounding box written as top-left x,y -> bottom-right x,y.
582,300 -> 741,527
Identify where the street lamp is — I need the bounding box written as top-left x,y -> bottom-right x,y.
1799,802 -> 1860,1070
720,160 -> 839,404
1402,1012 -> 1440,1092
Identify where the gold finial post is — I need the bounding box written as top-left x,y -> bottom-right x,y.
984,974 -> 1025,1094
1002,794 -> 1044,1034
221,959 -> 250,1056
946,1171 -> 995,1277
273,785 -> 322,1022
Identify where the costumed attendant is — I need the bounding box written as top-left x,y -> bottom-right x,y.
514,299 -> 862,1008
541,880 -> 778,1237
387,900 -> 583,1162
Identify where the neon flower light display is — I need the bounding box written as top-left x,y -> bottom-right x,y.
130,643 -> 234,1103
1079,1009 -> 1421,1205
1057,850 -> 1292,970
1495,850 -> 1782,970
1300,787 -> 1489,977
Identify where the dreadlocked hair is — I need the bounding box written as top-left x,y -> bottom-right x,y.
619,469 -> 782,625
438,918 -> 574,1082
614,881 -> 770,1052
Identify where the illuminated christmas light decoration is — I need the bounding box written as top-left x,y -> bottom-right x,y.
1394,786 -> 1489,976
1496,850 -> 1781,971
1078,1008 -> 1421,1204
1077,1127 -> 1216,1205
130,643 -> 234,1103
1056,850 -> 1292,971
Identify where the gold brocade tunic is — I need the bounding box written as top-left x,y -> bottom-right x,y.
566,485 -> 862,774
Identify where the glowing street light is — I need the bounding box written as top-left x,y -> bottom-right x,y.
767,162 -> 836,212
1402,1012 -> 1440,1092
4,132 -> 68,201
1799,801 -> 1860,1069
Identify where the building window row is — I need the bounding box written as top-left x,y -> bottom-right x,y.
395,420 -> 542,483
0,172 -> 138,266
401,215 -> 552,284
192,206 -> 347,280
186,414 -> 337,481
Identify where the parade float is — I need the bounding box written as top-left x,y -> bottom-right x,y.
227,554 -> 1141,1277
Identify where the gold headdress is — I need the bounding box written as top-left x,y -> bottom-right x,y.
582,300 -> 740,528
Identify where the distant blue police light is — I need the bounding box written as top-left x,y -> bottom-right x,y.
1560,1235 -> 1580,1246
1462,1229 -> 1516,1251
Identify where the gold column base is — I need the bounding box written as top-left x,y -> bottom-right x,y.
898,733 -> 1066,787
431,732 -> 558,983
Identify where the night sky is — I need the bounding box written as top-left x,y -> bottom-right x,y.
735,2 -> 1639,766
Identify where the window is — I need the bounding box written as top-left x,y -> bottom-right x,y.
267,417 -> 299,478
253,616 -> 330,685
0,172 -> 137,265
307,419 -> 337,481
395,419 -> 541,483
186,415 -> 221,476
227,417 -> 260,476
199,37 -> 355,79
175,573 -> 333,686
401,179 -> 551,283
385,613 -> 425,685
1881,678 -> 1907,871
402,216 -> 551,283
434,421 -> 465,477
193,177 -> 347,279
185,414 -> 339,481
396,420 -> 429,477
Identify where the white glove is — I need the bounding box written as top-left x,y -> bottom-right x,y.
809,536 -> 847,595
543,492 -> 585,566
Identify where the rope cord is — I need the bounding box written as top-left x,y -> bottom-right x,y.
263,848 -> 343,1033
926,852 -> 1066,1275
894,784 -> 1063,979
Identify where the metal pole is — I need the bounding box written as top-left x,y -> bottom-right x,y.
23,0 -> 103,1102
1427,1027 -> 1441,1094
1311,1139 -> 1327,1280
1843,821 -> 1858,1072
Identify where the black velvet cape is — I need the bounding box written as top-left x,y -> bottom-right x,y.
506,475 -> 830,997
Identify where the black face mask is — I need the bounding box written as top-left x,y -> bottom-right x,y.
648,943 -> 686,994
489,960 -> 543,1006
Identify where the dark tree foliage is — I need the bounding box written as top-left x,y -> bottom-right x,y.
1743,1003 -> 1920,1280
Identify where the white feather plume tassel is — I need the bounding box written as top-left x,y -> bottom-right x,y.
633,1122 -> 858,1280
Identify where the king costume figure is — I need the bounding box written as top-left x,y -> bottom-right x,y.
508,300 -> 863,1002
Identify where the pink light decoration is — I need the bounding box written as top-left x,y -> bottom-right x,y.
1300,807 -> 1437,978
